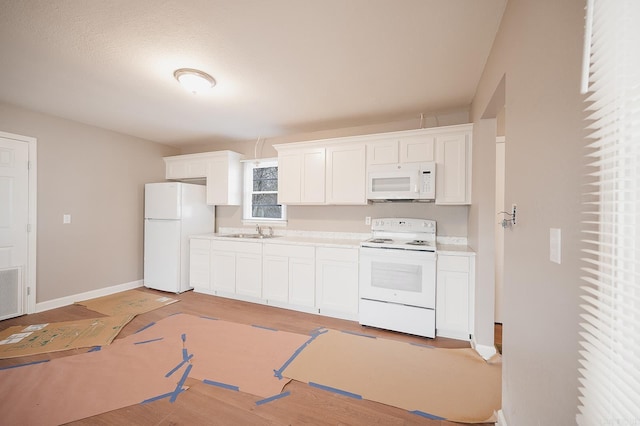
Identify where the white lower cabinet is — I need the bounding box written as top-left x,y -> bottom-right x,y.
209,240 -> 262,302
436,253 -> 475,340
189,238 -> 211,290
263,244 -> 315,311
192,238 -> 359,321
315,247 -> 359,320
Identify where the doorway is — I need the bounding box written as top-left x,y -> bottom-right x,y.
0,131 -> 37,318
495,135 -> 505,323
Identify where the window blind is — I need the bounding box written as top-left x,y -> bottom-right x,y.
578,0 -> 640,424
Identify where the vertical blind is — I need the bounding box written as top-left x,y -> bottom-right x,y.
578,0 -> 640,424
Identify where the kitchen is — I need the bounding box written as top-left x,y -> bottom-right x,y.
0,1 -> 607,425
146,123 -> 479,346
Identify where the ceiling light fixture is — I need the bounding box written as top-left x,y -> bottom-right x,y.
173,68 -> 216,94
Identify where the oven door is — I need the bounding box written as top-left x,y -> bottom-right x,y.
359,247 -> 436,309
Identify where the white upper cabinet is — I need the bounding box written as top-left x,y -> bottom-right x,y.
399,135 -> 435,163
275,123 -> 472,206
326,144 -> 367,205
435,130 -> 472,205
277,147 -> 326,204
206,152 -> 243,206
164,151 -> 243,206
367,135 -> 434,165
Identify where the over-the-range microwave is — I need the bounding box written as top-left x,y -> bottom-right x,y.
367,162 -> 436,202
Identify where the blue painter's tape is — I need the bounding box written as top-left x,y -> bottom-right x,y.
165,354 -> 193,377
87,346 -> 102,352
168,312 -> 182,317
309,382 -> 362,399
200,316 -> 218,321
135,321 -> 156,334
134,337 -> 164,345
203,379 -> 239,392
251,324 -> 278,332
340,330 -> 376,339
409,410 -> 446,420
182,348 -> 189,361
141,390 -> 185,404
169,363 -> 192,403
255,391 -> 291,406
181,333 -> 186,342
273,328 -> 328,379
0,359 -> 50,370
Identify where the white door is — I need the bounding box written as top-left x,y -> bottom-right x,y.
0,137 -> 29,320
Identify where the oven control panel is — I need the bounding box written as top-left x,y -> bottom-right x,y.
371,218 -> 436,234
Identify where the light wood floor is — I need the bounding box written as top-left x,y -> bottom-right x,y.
0,288 -> 498,425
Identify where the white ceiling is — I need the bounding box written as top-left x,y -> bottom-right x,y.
0,1 -> 506,147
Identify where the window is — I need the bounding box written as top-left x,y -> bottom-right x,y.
578,0 -> 640,423
242,159 -> 286,223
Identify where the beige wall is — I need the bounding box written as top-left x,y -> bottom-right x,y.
469,1 -> 586,424
0,102 -> 178,303
184,110 -> 471,236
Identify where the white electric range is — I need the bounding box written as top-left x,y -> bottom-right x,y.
359,218 -> 437,338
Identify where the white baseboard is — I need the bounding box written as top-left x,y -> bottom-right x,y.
35,280 -> 143,313
496,409 -> 507,426
471,335 -> 498,360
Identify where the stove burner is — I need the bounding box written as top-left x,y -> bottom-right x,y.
368,238 -> 393,243
406,240 -> 430,246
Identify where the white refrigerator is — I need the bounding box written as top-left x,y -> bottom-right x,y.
144,182 -> 214,293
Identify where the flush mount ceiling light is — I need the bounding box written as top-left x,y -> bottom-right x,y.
173,68 -> 216,94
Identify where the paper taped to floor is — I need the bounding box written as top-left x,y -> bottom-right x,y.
75,289 -> 179,316
0,315 -> 134,359
0,314 -> 309,426
281,329 -> 502,424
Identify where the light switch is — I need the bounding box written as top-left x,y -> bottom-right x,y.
63,214 -> 71,224
550,228 -> 561,264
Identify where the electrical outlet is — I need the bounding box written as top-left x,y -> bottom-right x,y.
365,216 -> 371,225
63,214 -> 72,224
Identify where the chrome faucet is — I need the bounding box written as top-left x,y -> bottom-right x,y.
256,224 -> 263,236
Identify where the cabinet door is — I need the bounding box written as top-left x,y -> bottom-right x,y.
189,239 -> 211,289
263,255 -> 289,303
236,253 -> 262,298
326,144 -> 367,205
301,148 -> 326,203
166,158 -> 209,180
399,136 -> 435,163
277,153 -> 302,204
206,158 -> 231,206
436,269 -> 470,339
289,257 -> 315,307
211,250 -> 236,293
316,248 -> 359,319
367,139 -> 398,165
436,255 -> 471,340
435,132 -> 471,204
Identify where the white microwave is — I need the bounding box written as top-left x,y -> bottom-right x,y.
367,162 -> 436,201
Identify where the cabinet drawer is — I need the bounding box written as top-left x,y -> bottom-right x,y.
211,240 -> 262,254
190,238 -> 211,250
316,247 -> 359,263
437,255 -> 469,272
264,243 -> 314,259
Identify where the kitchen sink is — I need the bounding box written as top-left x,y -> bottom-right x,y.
221,233 -> 279,239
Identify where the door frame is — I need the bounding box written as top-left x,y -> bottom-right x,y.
0,130 -> 37,314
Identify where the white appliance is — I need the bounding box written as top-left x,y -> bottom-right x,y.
367,162 -> 436,202
144,182 -> 214,293
359,218 -> 437,338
